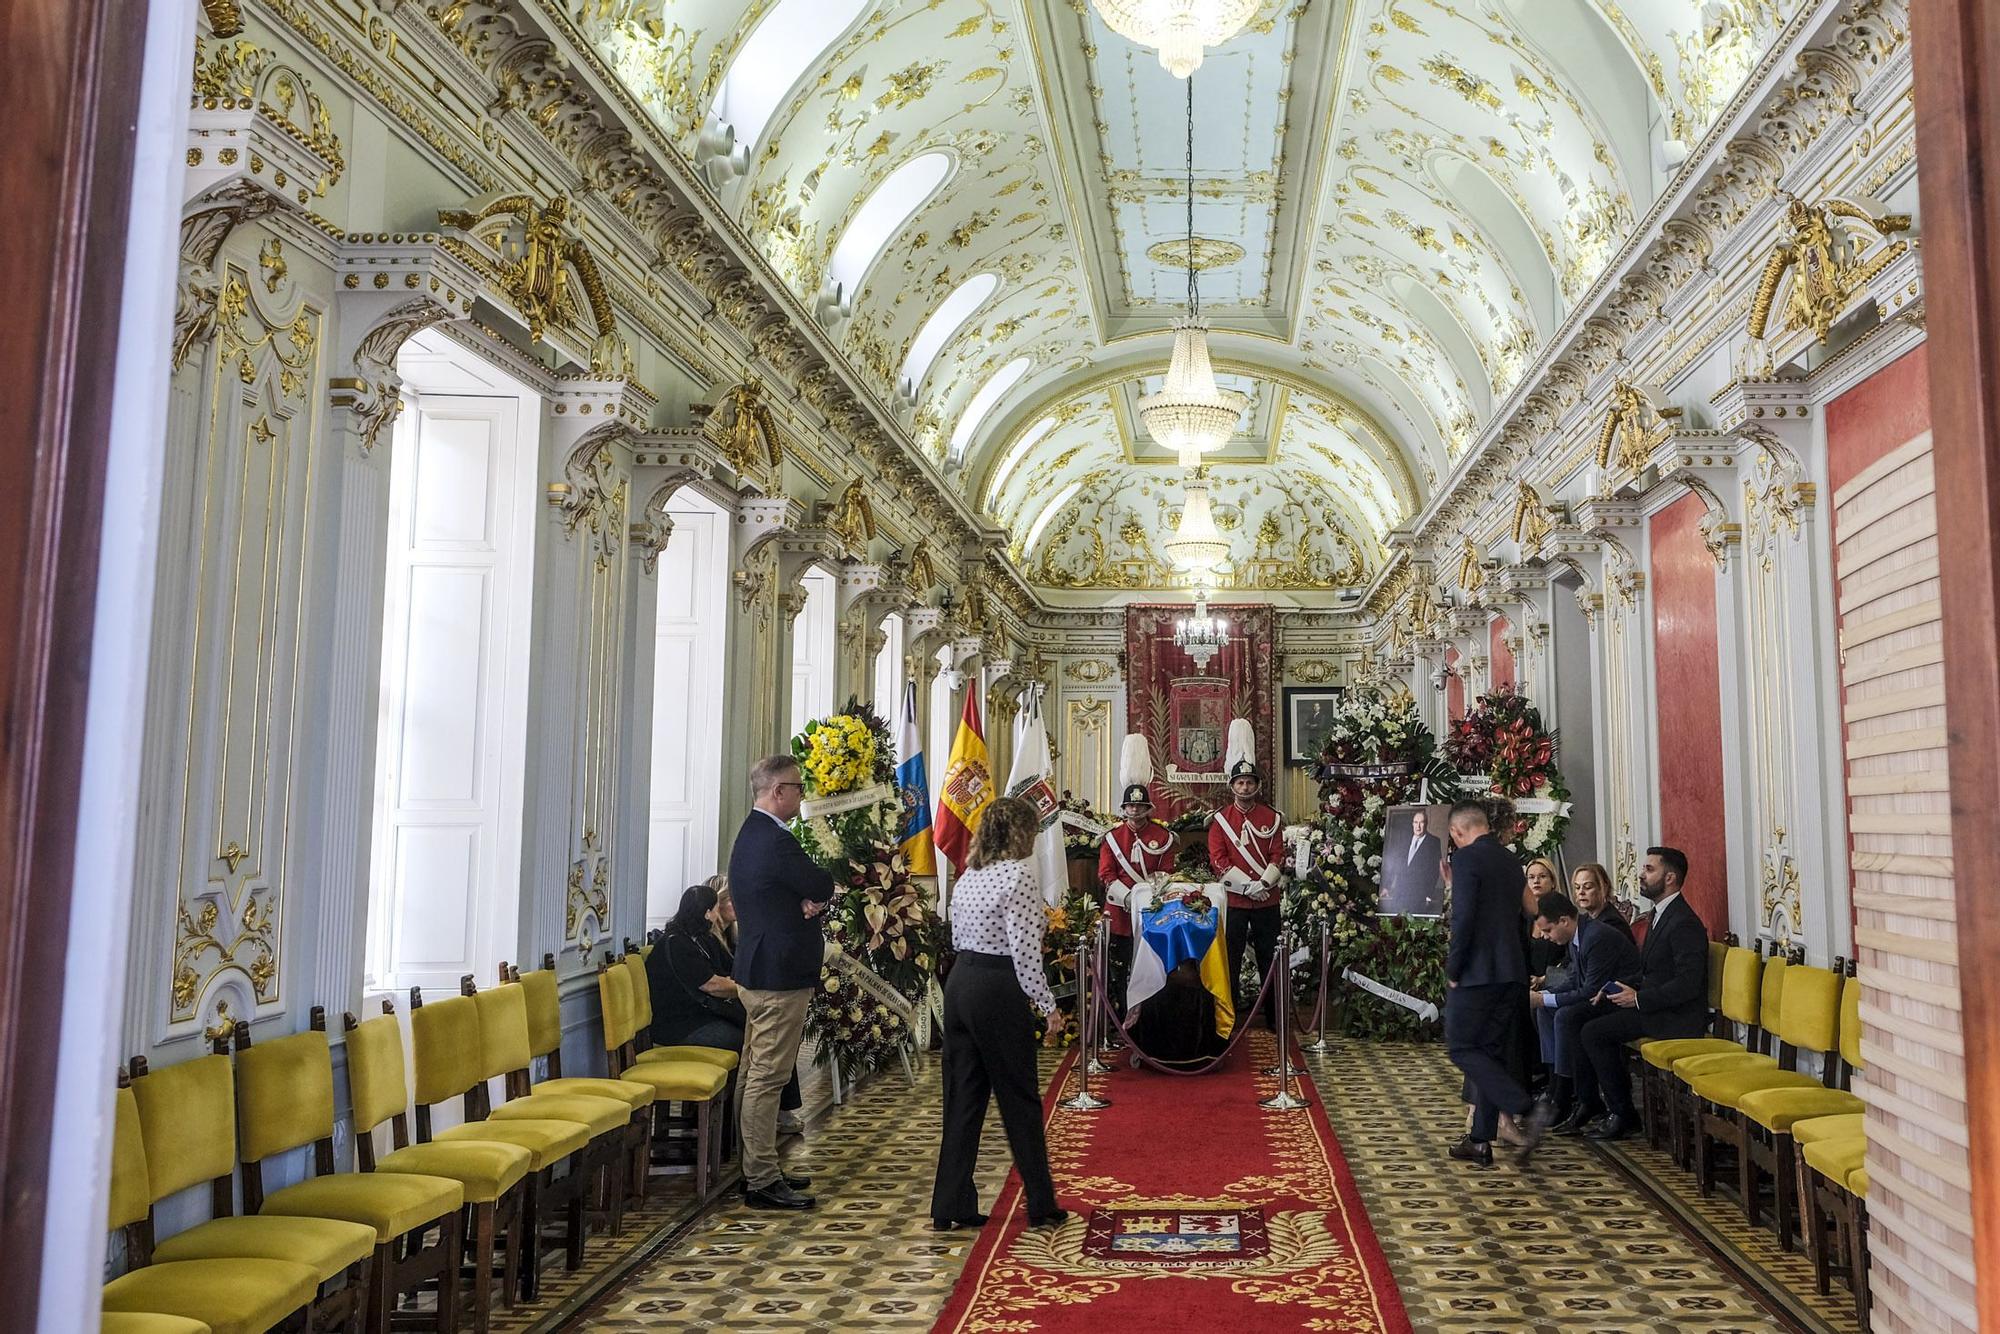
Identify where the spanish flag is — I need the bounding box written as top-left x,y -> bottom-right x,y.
933,686 -> 992,871
895,681 -> 936,875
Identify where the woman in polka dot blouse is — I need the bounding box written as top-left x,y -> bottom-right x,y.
928,796 -> 1067,1232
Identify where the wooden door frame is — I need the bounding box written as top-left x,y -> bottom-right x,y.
0,0 -> 147,1319
1914,0 -> 2000,1324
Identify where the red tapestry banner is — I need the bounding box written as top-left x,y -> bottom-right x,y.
1125,604 -> 1276,819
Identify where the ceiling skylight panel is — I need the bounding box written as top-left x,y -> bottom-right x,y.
949,359 -> 1032,463
1022,480 -> 1086,557
709,0 -> 872,157
899,274 -> 999,398
827,154 -> 953,301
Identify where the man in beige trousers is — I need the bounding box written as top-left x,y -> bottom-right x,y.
728,755 -> 836,1209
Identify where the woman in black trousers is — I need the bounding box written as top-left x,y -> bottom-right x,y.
929,797 -> 1066,1231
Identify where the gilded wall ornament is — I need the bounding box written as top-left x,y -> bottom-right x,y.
1749,196 -> 1911,344
1595,380 -> 1683,473
825,478 -> 876,554
438,192 -> 626,370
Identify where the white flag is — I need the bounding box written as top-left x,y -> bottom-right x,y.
1004,695 -> 1068,907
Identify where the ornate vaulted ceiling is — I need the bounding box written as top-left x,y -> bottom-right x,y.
579,0 -> 1802,596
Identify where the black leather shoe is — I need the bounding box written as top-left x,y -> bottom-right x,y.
929,1213 -> 989,1232
1585,1113 -> 1636,1141
1028,1209 -> 1070,1229
1553,1105 -> 1599,1136
1514,1100 -> 1554,1166
1448,1136 -> 1494,1167
743,1181 -> 816,1210
782,1172 -> 812,1191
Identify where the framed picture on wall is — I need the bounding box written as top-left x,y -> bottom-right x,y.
1282,686 -> 1345,766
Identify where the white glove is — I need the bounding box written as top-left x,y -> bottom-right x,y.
1220,866 -> 1254,889
1260,863 -> 1283,887
1106,881 -> 1133,909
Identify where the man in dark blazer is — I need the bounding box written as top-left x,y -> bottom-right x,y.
730,754 -> 836,1209
1382,808 -> 1445,915
1575,846 -> 1710,1140
1442,801 -> 1551,1165
1529,891 -> 1641,1129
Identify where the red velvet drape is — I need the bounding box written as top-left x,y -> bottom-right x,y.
1124,604 -> 1276,815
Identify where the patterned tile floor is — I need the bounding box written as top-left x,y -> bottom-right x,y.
528,1040 -> 1857,1333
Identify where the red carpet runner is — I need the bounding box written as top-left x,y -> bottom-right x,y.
933,1030 -> 1411,1332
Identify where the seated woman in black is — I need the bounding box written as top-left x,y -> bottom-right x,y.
648,883 -> 802,1116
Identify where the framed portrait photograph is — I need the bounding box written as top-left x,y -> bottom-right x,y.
1380,803 -> 1452,917
1282,686 -> 1345,767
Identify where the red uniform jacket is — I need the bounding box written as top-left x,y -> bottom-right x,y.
1208,802 -> 1287,911
1096,820 -> 1178,937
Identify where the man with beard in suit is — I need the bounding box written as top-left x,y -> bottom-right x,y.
1529,890 -> 1640,1130
1574,846 -> 1710,1140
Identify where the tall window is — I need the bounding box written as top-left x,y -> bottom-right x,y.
708,0 -> 872,158
827,154 -> 952,302
366,332 -> 539,994
873,612 -> 906,715
790,566 -> 838,736
949,357 -> 1032,462
647,489 -> 729,925
900,274 -> 998,399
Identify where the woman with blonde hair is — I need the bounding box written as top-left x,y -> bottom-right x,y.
705,874 -> 738,953
928,797 -> 1065,1233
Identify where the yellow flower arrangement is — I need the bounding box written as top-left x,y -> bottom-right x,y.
801,713 -> 879,796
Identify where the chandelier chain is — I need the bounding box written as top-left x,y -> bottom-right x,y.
1185,73 -> 1198,318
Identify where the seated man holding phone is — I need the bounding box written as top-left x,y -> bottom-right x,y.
1572,846 -> 1710,1140
1528,891 -> 1639,1133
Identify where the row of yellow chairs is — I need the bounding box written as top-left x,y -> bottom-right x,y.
1635,944 -> 1865,1251
101,953 -> 733,1334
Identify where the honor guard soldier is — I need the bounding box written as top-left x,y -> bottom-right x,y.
1098,735 -> 1177,1016
1207,719 -> 1287,1027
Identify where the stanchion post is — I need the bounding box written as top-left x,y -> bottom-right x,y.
1086,917 -> 1113,1076
1302,918 -> 1331,1054
1061,919 -> 1109,1110
1260,926 -> 1309,1110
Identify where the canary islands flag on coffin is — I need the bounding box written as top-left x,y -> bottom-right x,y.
933,686 -> 992,871
895,681 -> 935,875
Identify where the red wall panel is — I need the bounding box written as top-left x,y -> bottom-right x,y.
1489,615 -> 1516,691
1651,492 -> 1729,936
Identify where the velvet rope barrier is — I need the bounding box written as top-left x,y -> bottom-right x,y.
1085,945 -> 1282,1077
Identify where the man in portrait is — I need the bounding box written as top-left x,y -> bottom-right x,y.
1381,806 -> 1446,915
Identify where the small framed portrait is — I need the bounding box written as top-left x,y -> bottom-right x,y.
1282,686 -> 1345,767
1380,803 -> 1452,917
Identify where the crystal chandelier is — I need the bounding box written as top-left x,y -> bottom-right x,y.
1092,0 -> 1259,79
1137,75 -> 1247,465
1162,468 -> 1231,575
1173,588 -> 1230,671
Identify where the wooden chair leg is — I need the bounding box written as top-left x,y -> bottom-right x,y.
499,1189 -> 520,1312
1736,1119 -> 1760,1227
469,1203 -> 495,1334
1846,1194 -> 1871,1326
437,1210 -> 463,1333
1773,1134 -> 1797,1250
1694,1108 -> 1714,1196
695,1099 -> 712,1202
566,1170 -> 587,1271
367,1241 -> 395,1334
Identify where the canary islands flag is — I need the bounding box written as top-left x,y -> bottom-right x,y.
933,685 -> 992,871
895,681 -> 935,875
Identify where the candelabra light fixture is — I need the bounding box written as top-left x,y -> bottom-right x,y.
1137,74 -> 1248,465
1091,0 -> 1259,79
1163,467 -> 1231,575
1174,588 -> 1230,671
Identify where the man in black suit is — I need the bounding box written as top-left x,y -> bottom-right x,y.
1575,846 -> 1710,1140
730,754 -> 837,1209
1529,891 -> 1640,1129
1383,808 -> 1445,914
1442,801 -> 1552,1166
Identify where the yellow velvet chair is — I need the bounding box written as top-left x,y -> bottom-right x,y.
342,1006 -> 535,1330
1639,945 -> 1766,1160
408,988 -> 610,1291
101,1315 -> 215,1334
227,1016 -> 466,1334
600,959 -> 730,1202
621,952 -> 739,1072
1687,962 -> 1856,1241
102,1068 -> 322,1334
115,1056 -> 375,1334
1799,1132 -> 1871,1322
